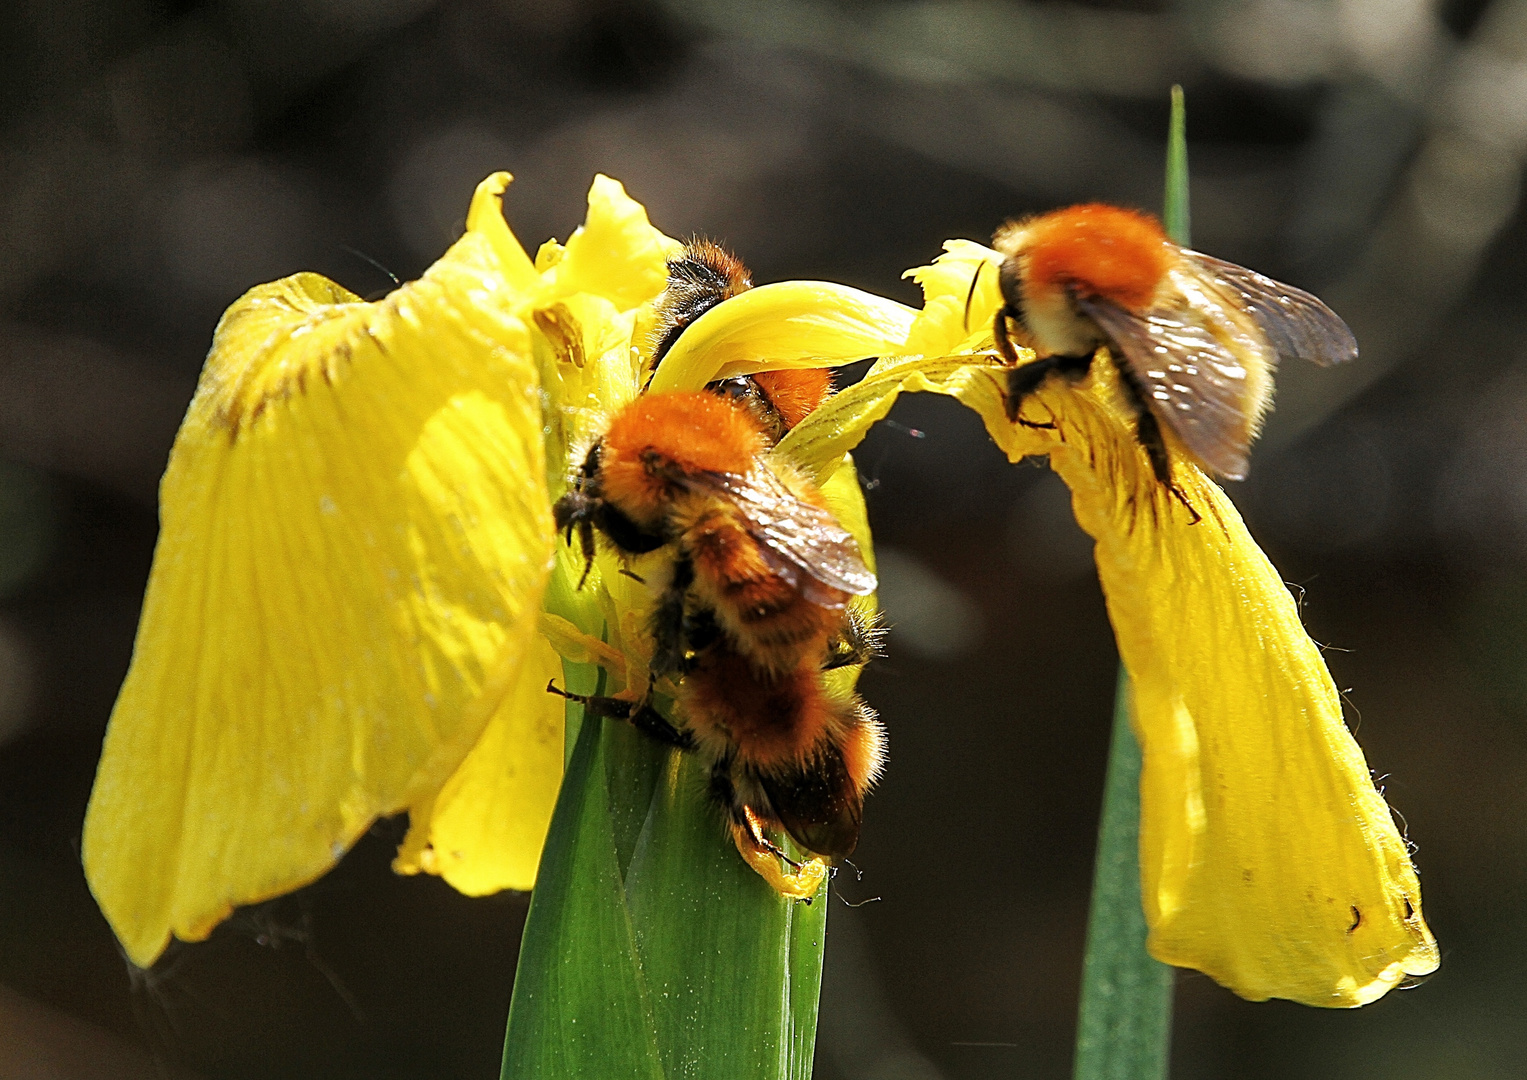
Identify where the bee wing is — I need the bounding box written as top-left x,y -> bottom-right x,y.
699,467 -> 878,600
1183,252 -> 1357,368
1076,291 -> 1265,481
758,742 -> 863,860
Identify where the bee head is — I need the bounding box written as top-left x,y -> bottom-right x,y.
554,440 -> 605,587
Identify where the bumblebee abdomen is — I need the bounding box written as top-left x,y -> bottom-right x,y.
681,650 -> 831,771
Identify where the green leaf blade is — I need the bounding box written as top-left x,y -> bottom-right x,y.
625,751 -> 826,1080
1072,672 -> 1174,1080
502,664 -> 666,1080
503,662 -> 827,1080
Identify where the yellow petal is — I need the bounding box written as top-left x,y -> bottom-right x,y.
780,345 -> 1437,1006
465,172 -> 539,295
532,293 -> 642,481
815,456 -> 878,698
814,455 -> 876,577
776,353 -> 993,484
1033,374 -> 1440,1007
900,239 -> 1005,355
647,281 -> 920,394
394,624 -> 565,895
548,174 -> 683,310
82,226 -> 555,967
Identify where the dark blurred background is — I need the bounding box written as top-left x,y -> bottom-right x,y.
3,0 -> 1526,1077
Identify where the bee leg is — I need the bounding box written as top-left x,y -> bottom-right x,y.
575,519 -> 597,589
719,775 -> 828,902
993,306 -> 1023,366
1113,365 -> 1203,525
545,680 -> 694,750
648,556 -> 696,677
994,307 -> 1057,428
1004,351 -> 1093,428
823,608 -> 886,670
626,701 -> 696,750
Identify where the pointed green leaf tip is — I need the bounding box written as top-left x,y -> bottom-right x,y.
1164,85 -> 1191,247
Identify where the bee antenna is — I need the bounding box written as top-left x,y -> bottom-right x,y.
834,890 -> 883,909
963,261 -> 987,333
339,244 -> 400,287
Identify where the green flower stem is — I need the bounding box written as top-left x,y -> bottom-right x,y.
1073,83 -> 1189,1080
1072,671 -> 1174,1080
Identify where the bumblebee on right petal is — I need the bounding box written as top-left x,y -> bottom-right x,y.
991,204 -> 1357,506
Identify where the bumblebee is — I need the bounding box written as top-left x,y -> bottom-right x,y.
992,204 -> 1356,499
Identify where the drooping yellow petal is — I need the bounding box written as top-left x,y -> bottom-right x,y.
973,364 -> 1437,1006
647,281 -> 920,394
394,621 -> 565,895
781,340 -> 1437,1006
82,226 -> 555,967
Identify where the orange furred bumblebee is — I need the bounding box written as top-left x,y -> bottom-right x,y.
991,204 -> 1356,495
648,240 -> 836,444
552,390 -> 885,897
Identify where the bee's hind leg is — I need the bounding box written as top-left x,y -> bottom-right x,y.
545,680 -> 695,750
1112,365 -> 1202,525
999,347 -> 1094,432
823,607 -> 886,671
709,758 -> 827,900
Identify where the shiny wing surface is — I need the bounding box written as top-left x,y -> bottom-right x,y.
1078,290 -> 1265,481
1185,252 -> 1357,368
759,743 -> 863,860
685,466 -> 876,598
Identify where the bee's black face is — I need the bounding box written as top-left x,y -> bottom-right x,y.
574,440 -> 603,488
551,489 -> 591,537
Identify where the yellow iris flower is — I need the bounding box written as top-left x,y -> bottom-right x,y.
83,174 -> 1436,1011
81,172 -> 911,970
